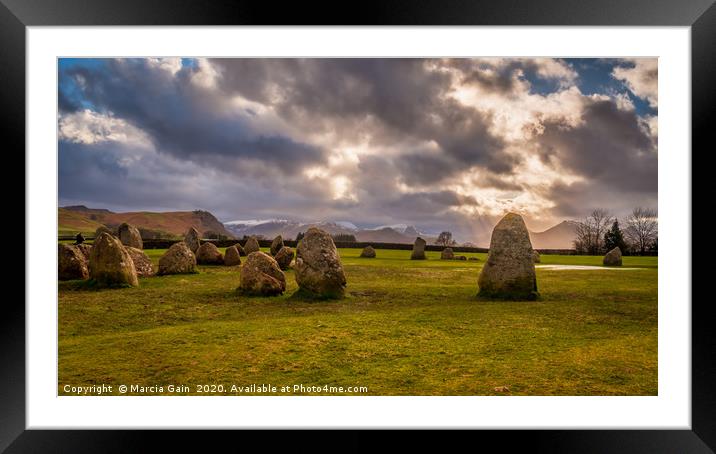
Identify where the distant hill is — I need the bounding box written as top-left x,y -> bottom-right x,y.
225,219 -> 436,244
529,220 -> 578,249
58,206 -> 234,239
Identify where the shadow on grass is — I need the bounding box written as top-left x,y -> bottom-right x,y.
58,279 -> 134,292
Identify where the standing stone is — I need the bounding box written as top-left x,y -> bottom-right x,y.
75,233 -> 85,245
533,250 -> 541,263
58,244 -> 89,280
89,233 -> 139,287
294,227 -> 347,298
274,246 -> 294,270
603,247 -> 623,266
244,236 -> 260,255
360,245 -> 376,258
158,242 -> 197,275
195,242 -> 224,265
224,245 -> 241,266
236,242 -> 246,256
239,251 -> 286,296
270,235 -> 284,256
118,223 -> 143,249
224,245 -> 242,266
125,246 -> 155,277
76,243 -> 92,262
477,213 -> 538,300
95,225 -> 113,238
184,227 -> 201,253
441,248 -> 454,260
410,237 -> 427,260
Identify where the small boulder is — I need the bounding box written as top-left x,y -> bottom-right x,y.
239,251 -> 286,296
455,255 -> 467,261
477,213 -> 538,300
410,237 -> 427,260
184,227 -> 201,253
88,233 -> 138,287
274,246 -> 294,270
195,242 -> 224,265
158,242 -> 197,275
125,246 -> 155,277
603,247 -> 623,266
224,245 -> 242,266
441,248 -> 454,260
118,223 -> 143,249
58,243 -> 89,280
294,227 -> 346,298
360,246 -> 376,258
533,250 -> 541,263
270,235 -> 284,256
468,257 -> 480,261
243,236 -> 261,255
75,233 -> 85,245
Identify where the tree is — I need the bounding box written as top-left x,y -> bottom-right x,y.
333,233 -> 357,242
624,207 -> 658,255
603,220 -> 627,254
573,209 -> 613,255
296,232 -> 305,241
436,231 -> 456,247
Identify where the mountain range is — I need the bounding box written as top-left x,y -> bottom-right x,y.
59,206 -> 578,248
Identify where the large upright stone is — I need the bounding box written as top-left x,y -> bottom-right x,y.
196,242 -> 224,265
58,244 -> 89,280
274,246 -> 294,270
118,222 -> 143,249
441,247 -> 454,260
244,236 -> 260,255
158,242 -> 197,275
239,251 -> 286,296
224,245 -> 242,266
270,235 -> 284,256
294,227 -> 346,298
184,227 -> 201,253
89,233 -> 139,287
410,237 -> 427,260
360,245 -> 376,258
125,246 -> 155,277
478,213 -> 538,300
603,247 -> 623,266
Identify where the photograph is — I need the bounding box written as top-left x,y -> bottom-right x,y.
56,57 -> 658,397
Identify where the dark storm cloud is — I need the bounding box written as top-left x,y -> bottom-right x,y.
58,59 -> 326,175
537,99 -> 657,193
211,58 -> 509,181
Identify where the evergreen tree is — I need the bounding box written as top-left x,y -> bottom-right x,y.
603,220 -> 627,254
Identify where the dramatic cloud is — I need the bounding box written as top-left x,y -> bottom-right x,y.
58,57 -> 658,242
611,59 -> 658,108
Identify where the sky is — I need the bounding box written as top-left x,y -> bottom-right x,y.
58,57 -> 657,242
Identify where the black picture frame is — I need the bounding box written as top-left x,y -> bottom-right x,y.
5,0 -> 713,451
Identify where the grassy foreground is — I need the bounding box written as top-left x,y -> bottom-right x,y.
58,248 -> 657,396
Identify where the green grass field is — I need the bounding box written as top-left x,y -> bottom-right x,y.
58,247 -> 657,396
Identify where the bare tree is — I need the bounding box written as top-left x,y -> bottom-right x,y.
436,231 -> 456,247
625,207 -> 658,255
573,209 -> 613,255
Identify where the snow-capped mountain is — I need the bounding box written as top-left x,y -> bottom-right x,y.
223,218 -> 434,243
